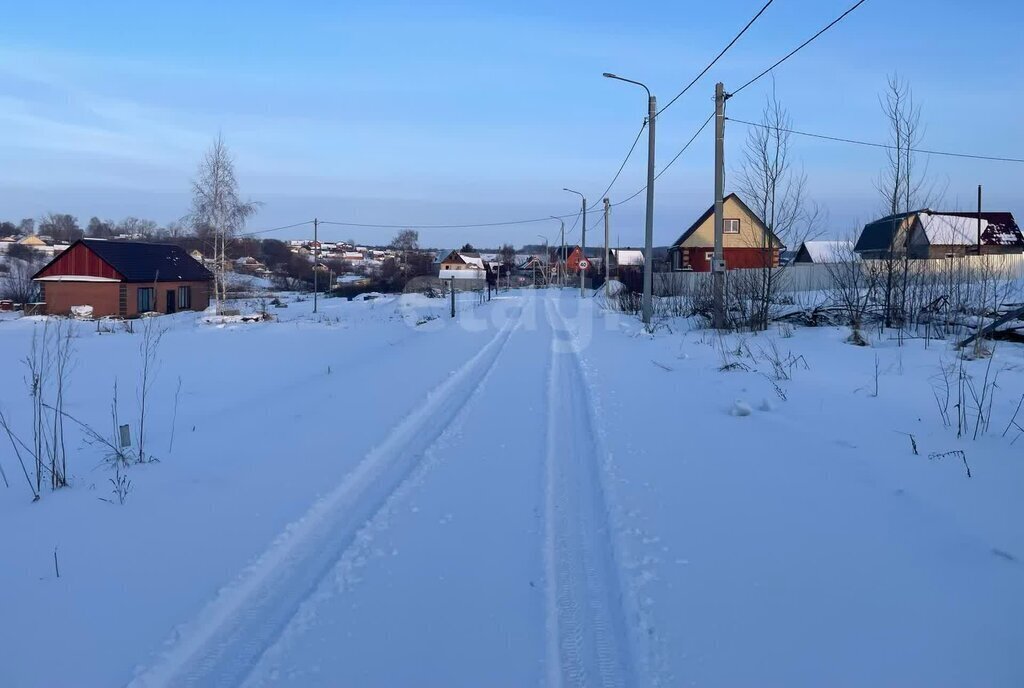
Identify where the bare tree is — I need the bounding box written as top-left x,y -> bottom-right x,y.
389,229 -> 419,252
136,316 -> 164,464
116,217 -> 159,239
497,243 -> 516,269
736,85 -> 820,330
37,213 -> 83,243
875,74 -> 939,329
86,217 -> 116,238
1,256 -> 43,303
825,229 -> 882,342
188,135 -> 260,313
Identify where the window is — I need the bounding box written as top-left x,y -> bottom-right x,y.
705,252 -> 714,262
136,287 -> 154,313
724,218 -> 740,234
177,286 -> 192,309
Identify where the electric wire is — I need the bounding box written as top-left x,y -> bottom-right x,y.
731,0 -> 868,96
657,0 -> 775,116
727,117 -> 1024,163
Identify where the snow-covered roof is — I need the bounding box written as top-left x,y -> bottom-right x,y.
918,213 -> 985,246
800,240 -> 853,263
612,249 -> 644,266
459,253 -> 485,269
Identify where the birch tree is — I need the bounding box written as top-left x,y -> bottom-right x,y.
875,74 -> 938,328
736,86 -> 819,330
188,135 -> 260,312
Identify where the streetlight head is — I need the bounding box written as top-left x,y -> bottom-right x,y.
602,72 -> 616,78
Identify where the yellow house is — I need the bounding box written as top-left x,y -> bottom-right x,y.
668,193 -> 782,271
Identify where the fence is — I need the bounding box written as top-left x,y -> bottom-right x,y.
654,253 -> 1024,296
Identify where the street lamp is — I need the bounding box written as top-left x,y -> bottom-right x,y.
549,216 -> 565,286
563,188 -> 586,297
604,72 -> 656,325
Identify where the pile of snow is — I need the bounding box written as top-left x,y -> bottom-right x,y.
730,400 -> 753,416
70,305 -> 94,320
226,272 -> 274,291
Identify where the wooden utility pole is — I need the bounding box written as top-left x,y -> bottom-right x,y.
713,82 -> 727,329
603,198 -> 611,295
313,217 -> 319,314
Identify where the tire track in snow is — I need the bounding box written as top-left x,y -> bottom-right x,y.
129,304 -> 524,688
239,296 -> 540,686
544,298 -> 637,688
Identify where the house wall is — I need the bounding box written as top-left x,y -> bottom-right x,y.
40,282 -> 121,316
440,260 -> 474,270
793,246 -> 813,263
564,248 -> 599,273
35,242 -> 121,280
41,280 -> 211,317
678,247 -> 779,272
679,196 -> 776,249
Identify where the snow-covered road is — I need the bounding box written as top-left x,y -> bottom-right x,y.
129,291 -> 642,687
4,288 -> 1023,687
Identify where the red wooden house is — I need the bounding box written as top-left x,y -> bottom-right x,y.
554,245 -> 603,273
667,193 -> 782,271
32,239 -> 213,317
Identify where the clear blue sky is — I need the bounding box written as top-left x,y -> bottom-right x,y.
1,0 -> 1021,248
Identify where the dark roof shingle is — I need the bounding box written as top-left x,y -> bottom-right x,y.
80,239 -> 213,282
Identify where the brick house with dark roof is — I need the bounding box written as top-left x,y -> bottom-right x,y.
32,239 -> 213,317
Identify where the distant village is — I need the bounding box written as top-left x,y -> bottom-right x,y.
2,192 -> 1023,318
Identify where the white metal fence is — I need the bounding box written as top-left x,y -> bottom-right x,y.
654,254 -> 1024,296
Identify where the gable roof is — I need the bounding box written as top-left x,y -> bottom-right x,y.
670,193 -> 782,248
459,252 -> 486,269
795,240 -> 854,263
439,250 -> 466,265
611,248 -> 645,266
33,239 -> 213,283
854,211 -> 914,253
855,210 -> 1024,253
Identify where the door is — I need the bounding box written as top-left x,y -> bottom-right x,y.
166,289 -> 176,314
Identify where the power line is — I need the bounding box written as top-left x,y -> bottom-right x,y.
244,223 -> 315,239
727,117 -> 1024,164
586,121 -> 647,211
238,113 -> 713,235
612,111 -> 716,207
657,0 -> 775,116
732,0 -> 868,96
317,211 -> 580,231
